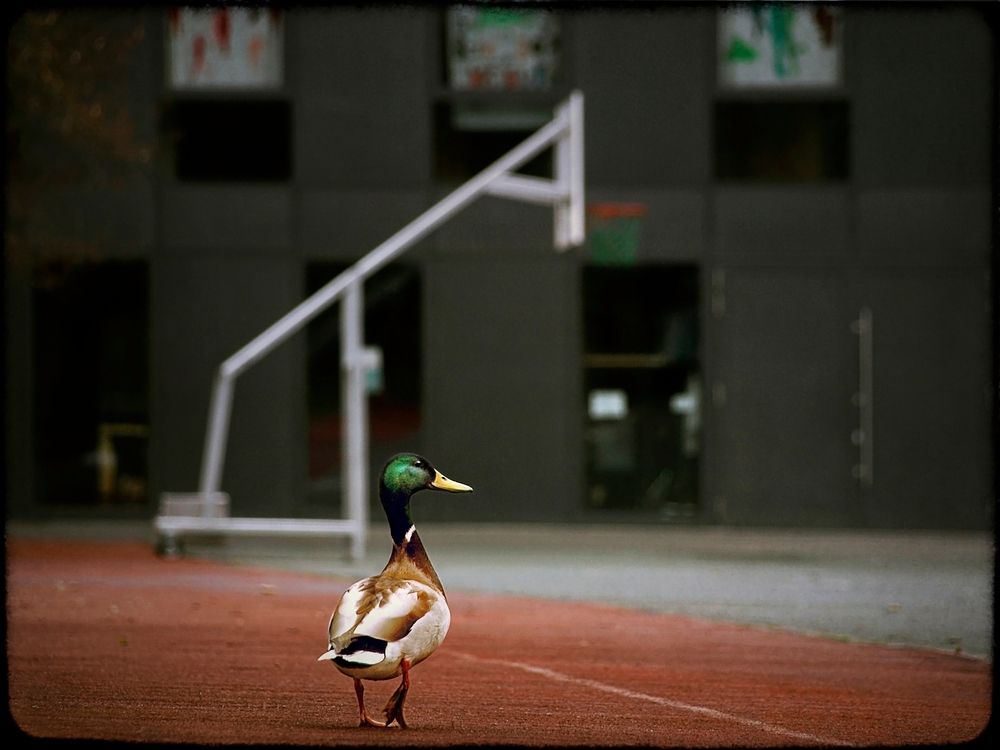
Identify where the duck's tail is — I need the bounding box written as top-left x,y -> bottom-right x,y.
318,635 -> 387,667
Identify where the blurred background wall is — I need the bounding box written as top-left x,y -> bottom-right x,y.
6,6 -> 994,529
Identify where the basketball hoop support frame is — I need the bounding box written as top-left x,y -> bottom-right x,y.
155,91 -> 584,559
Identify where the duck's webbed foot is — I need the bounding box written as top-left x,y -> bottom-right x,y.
383,659 -> 411,729
354,679 -> 387,728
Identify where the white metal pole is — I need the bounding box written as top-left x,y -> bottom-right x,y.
553,90 -> 585,250
194,104 -> 572,501
198,370 -> 234,501
568,90 -> 586,247
187,92 -> 585,544
341,280 -> 369,559
554,98 -> 571,248
217,107 -> 568,382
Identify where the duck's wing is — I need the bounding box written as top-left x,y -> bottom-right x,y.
326,578 -> 372,644
319,577 -> 437,667
352,579 -> 435,641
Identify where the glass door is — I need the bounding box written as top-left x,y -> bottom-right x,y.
582,264 -> 700,518
33,260 -> 150,507
304,262 -> 422,512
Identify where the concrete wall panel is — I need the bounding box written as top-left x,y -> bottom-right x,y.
300,189 -> 430,260
856,189 -> 991,267
714,187 -> 850,264
161,187 -> 293,251
851,9 -> 993,188
421,255 -> 582,522
575,10 -> 713,187
293,9 -> 431,187
150,255 -> 304,517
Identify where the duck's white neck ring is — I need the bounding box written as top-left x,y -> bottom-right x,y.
403,525 -> 416,544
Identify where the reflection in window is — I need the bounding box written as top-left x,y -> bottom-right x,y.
583,265 -> 700,517
33,260 -> 149,506
305,263 -> 422,508
714,100 -> 849,182
161,99 -> 291,182
433,102 -> 552,181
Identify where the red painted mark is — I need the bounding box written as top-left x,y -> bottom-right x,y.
192,35 -> 206,73
213,8 -> 230,53
168,7 -> 180,36
814,6 -> 836,46
504,70 -> 519,90
248,35 -> 263,68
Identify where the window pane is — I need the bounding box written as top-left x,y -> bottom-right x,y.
305,263 -> 422,507
583,265 -> 701,515
714,100 -> 849,182
433,102 -> 551,181
162,99 -> 291,182
33,260 -> 149,506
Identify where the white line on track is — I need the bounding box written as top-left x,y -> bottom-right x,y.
454,652 -> 855,747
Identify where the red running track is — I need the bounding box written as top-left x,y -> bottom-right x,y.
7,539 -> 991,746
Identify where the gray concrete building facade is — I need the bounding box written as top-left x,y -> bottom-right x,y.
6,7 -> 994,530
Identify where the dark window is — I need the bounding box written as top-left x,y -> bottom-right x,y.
583,265 -> 700,516
433,102 -> 552,181
33,260 -> 149,507
162,99 -> 291,181
305,263 -> 422,507
714,100 -> 849,182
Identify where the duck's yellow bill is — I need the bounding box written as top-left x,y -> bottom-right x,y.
430,471 -> 473,493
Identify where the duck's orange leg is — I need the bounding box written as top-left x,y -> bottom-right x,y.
383,659 -> 410,728
354,679 -> 386,728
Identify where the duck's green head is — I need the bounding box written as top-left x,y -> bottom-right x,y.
380,453 -> 472,499
379,454 -> 472,543
378,453 -> 472,544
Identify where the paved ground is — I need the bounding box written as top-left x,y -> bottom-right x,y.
6,535 -> 993,745
10,520 -> 992,658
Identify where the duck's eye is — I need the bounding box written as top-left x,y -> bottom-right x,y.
413,460 -> 425,469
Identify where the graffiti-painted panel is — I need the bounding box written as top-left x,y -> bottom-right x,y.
446,7 -> 559,92
718,5 -> 841,88
168,7 -> 283,89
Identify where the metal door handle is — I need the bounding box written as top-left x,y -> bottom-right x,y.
851,307 -> 873,488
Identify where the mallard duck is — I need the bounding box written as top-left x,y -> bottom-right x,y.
318,453 -> 472,728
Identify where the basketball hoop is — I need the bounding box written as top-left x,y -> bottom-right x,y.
586,203 -> 647,265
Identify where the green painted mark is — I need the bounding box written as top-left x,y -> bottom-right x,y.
768,6 -> 802,79
726,36 -> 758,63
476,9 -> 532,29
